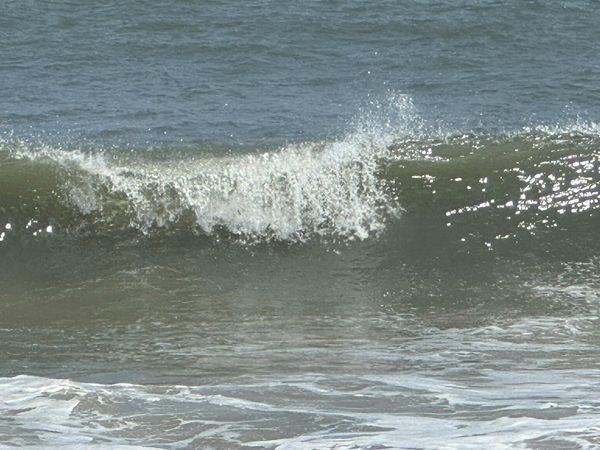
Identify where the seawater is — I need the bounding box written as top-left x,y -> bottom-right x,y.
1,1 -> 600,449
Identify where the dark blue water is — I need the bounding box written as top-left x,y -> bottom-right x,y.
2,1 -> 600,146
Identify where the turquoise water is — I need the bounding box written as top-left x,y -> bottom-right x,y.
1,2 -> 600,449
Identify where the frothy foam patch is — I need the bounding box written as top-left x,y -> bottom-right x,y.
2,371 -> 600,449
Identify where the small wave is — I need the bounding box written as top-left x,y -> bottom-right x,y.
1,112 -> 599,247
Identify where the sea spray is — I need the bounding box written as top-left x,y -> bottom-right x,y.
3,133 -> 399,241
1,96 -> 426,241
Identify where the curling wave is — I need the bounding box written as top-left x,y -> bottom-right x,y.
0,132 -> 398,242
0,121 -> 599,249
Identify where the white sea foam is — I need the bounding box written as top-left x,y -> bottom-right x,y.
2,366 -> 600,450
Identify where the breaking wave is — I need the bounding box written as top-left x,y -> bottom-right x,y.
0,133 -> 399,243
0,115 -> 599,247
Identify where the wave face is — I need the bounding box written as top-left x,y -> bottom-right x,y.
385,124 -> 600,255
1,122 -> 599,250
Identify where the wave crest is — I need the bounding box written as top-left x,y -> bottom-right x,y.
3,132 -> 398,242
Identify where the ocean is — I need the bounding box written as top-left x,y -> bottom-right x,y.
1,1 -> 600,448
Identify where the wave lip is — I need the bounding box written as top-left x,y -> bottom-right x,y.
2,132 -> 398,242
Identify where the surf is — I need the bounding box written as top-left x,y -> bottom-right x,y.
0,119 -> 598,250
